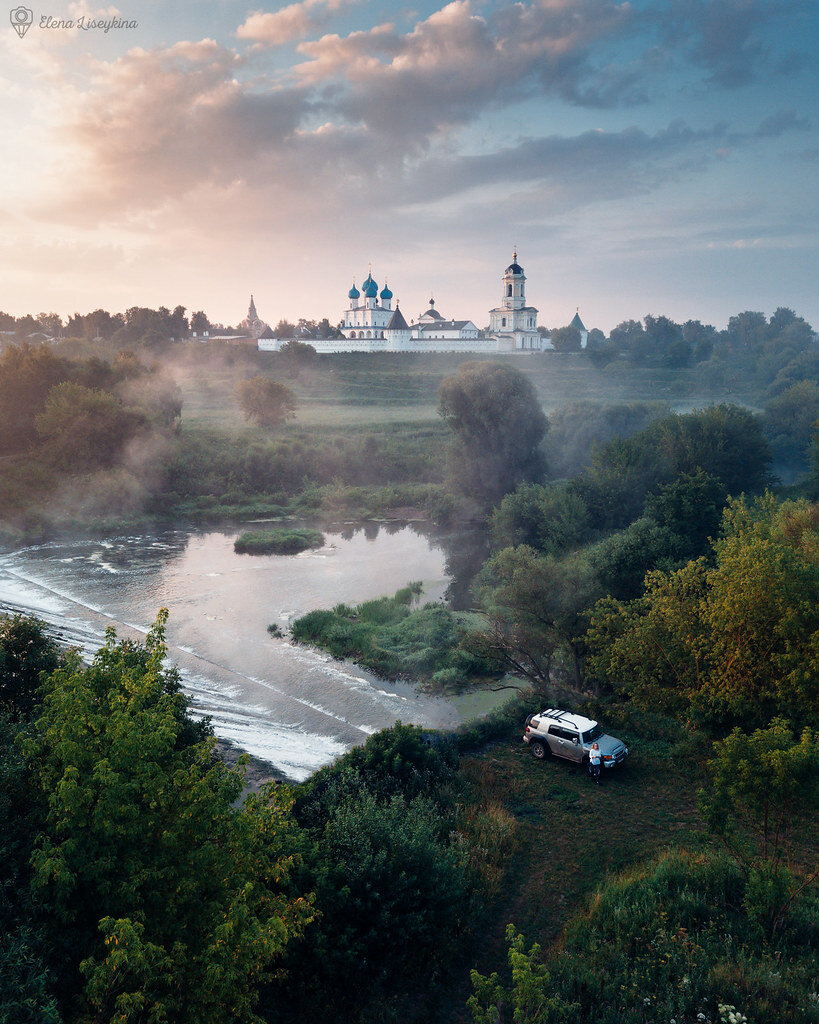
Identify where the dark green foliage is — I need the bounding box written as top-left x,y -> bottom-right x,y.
549,325 -> 582,352
643,469 -> 728,559
586,495 -> 819,733
35,382 -> 144,471
698,720 -> 819,935
296,720 -> 458,827
291,585 -> 500,689
586,471 -> 729,601
0,715 -> 61,1024
306,792 -> 468,999
234,527 -> 325,555
585,516 -> 683,601
24,612 -> 309,1022
0,613 -> 59,718
269,723 -> 468,1021
439,361 -> 548,506
569,405 -> 771,532
470,851 -> 818,1024
472,546 -> 601,692
762,381 -> 819,472
0,344 -> 71,454
489,483 -> 589,554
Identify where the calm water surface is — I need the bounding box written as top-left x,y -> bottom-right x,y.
0,522 -> 490,781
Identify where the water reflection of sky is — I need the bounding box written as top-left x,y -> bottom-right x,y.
0,522 -> 488,781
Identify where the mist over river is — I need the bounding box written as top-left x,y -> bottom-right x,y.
0,522 -> 491,781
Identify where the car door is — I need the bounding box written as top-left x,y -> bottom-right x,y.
562,728 -> 583,762
548,725 -> 581,761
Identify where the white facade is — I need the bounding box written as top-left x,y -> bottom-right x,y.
488,251 -> 544,350
256,253 -> 586,354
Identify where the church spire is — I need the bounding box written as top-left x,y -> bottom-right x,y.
248,294 -> 258,320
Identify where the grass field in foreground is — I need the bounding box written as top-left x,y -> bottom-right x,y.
434,726 -> 710,1022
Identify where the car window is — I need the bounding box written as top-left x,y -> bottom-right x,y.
549,725 -> 578,741
582,724 -> 603,743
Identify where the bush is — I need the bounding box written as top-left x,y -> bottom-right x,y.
290,585 -> 502,690
470,850 -> 819,1024
234,527 -> 325,555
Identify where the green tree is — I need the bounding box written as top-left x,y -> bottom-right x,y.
586,516 -> 682,601
0,714 -> 62,1024
234,376 -> 297,428
439,361 -> 548,506
272,319 -> 295,339
763,381 -> 819,470
586,495 -> 819,731
81,308 -> 122,340
0,614 -> 59,719
547,400 -> 667,480
190,310 -> 211,334
469,851 -> 817,1024
35,381 -> 142,471
0,343 -> 70,454
698,721 -> 819,934
489,483 -> 589,554
549,325 -> 582,352
643,468 -> 729,562
468,924 -> 575,1024
24,612 -> 311,1023
279,339 -> 316,365
473,546 -> 601,692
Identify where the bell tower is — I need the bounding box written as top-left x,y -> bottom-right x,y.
502,248 -> 526,310
489,249 -> 540,349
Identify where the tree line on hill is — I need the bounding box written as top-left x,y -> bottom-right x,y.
0,307 -> 346,345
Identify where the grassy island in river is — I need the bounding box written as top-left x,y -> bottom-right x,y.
234,527 -> 325,555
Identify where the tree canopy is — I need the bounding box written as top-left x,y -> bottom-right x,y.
24,611 -> 311,1023
0,613 -> 59,719
234,376 -> 297,429
586,495 -> 819,732
438,360 -> 548,506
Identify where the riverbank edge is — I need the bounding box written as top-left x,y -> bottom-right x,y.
0,500 -> 469,555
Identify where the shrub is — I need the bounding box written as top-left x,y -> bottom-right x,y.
234,527 -> 325,555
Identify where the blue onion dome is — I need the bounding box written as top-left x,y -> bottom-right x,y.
348,281 -> 360,299
380,281 -> 393,300
506,248 -> 524,275
364,276 -> 378,298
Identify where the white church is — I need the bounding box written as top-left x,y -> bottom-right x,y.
258,251 -> 587,354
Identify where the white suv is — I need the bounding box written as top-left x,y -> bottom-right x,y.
523,708 -> 628,768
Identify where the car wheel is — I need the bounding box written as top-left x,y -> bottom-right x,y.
530,741 -> 547,760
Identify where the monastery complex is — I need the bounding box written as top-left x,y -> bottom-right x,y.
253,251 -> 587,354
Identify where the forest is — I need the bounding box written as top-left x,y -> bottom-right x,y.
0,302 -> 817,1022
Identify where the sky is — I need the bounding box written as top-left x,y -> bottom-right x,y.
1,0 -> 817,333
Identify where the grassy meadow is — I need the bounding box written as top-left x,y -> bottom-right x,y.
177,348 -> 753,432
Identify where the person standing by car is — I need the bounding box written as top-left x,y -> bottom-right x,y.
589,742 -> 602,784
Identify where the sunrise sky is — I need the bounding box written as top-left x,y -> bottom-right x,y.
2,0 -> 817,332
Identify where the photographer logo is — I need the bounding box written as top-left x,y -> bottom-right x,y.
10,6 -> 32,37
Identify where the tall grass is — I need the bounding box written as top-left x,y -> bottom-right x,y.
290,584 -> 502,690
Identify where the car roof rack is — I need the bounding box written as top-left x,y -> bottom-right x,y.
542,708 -> 574,722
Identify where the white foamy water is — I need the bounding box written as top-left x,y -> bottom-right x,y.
0,524 -> 467,781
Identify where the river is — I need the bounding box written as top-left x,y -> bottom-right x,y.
0,521 -> 492,782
